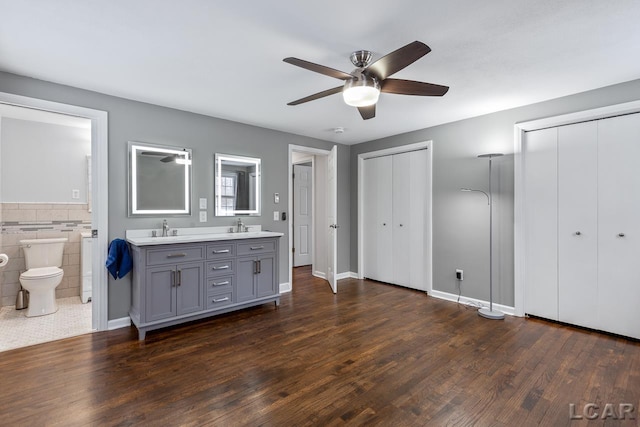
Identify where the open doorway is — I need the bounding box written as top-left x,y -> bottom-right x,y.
0,92 -> 108,351
288,145 -> 337,293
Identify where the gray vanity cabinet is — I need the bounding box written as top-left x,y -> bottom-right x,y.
129,236 -> 280,340
146,262 -> 204,322
236,241 -> 277,302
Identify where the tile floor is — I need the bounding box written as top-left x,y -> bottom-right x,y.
0,297 -> 93,352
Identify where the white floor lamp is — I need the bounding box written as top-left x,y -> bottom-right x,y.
461,153 -> 504,320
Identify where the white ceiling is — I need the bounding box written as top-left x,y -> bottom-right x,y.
1,0 -> 639,145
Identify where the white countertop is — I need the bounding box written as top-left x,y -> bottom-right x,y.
125,226 -> 283,246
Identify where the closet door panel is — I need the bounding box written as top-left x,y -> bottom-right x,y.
392,152 -> 411,287
363,157 -> 380,281
523,128 -> 559,320
408,150 -> 427,290
557,122 -> 598,329
597,113 -> 640,339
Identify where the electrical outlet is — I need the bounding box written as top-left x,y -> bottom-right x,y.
199,198 -> 207,209
456,269 -> 464,281
71,189 -> 80,199
199,211 -> 207,222
273,211 -> 279,221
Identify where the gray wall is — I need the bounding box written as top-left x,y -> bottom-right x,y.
351,78 -> 640,307
0,71 -> 350,320
1,118 -> 91,203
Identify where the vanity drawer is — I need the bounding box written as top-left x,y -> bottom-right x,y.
207,292 -> 233,309
237,239 -> 276,256
207,259 -> 235,277
146,245 -> 204,266
207,276 -> 233,295
207,243 -> 235,259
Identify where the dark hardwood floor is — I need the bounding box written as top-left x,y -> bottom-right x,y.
1,266 -> 639,426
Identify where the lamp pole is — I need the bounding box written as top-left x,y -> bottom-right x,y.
461,153 -> 505,320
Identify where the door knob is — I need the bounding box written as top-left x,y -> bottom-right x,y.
575,231 -> 581,236
618,233 -> 625,237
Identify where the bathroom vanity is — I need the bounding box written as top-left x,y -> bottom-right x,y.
126,228 -> 282,340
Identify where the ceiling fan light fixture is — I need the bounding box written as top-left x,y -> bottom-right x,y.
342,75 -> 380,107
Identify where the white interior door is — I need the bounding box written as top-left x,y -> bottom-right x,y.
327,145 -> 338,293
597,113 -> 640,339
557,121 -> 598,329
293,164 -> 312,267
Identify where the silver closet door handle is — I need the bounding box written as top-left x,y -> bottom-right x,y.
575,231 -> 581,236
618,233 -> 625,237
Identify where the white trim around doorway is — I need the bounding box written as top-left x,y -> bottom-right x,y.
0,91 -> 109,331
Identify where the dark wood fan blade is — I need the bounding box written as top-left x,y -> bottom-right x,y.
283,57 -> 355,80
287,86 -> 343,106
365,41 -> 431,80
358,104 -> 376,120
381,79 -> 449,96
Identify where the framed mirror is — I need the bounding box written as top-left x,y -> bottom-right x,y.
128,141 -> 192,216
215,153 -> 261,216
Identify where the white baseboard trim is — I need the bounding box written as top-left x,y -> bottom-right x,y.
108,316 -> 131,330
428,289 -> 517,317
279,282 -> 292,293
336,271 -> 358,280
313,271 -> 326,280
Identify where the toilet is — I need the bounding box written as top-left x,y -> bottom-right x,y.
19,238 -> 67,317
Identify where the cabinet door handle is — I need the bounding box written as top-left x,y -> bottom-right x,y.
253,260 -> 258,274
213,297 -> 229,303
213,280 -> 230,287
166,253 -> 187,258
257,260 -> 262,274
618,233 -> 626,237
250,246 -> 264,250
212,249 -> 229,254
171,270 -> 176,287
177,269 -> 182,286
212,265 -> 230,270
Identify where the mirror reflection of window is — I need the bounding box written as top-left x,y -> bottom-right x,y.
220,174 -> 236,215
214,153 -> 261,217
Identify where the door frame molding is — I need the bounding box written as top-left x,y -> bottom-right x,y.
513,99 -> 640,317
287,144 -> 333,292
357,140 -> 433,293
0,91 -> 109,331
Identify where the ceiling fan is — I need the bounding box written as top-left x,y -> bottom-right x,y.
283,41 -> 449,120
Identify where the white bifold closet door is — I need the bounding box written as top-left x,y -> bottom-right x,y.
523,113 -> 640,339
363,149 -> 426,290
557,121 -> 598,330
597,114 -> 640,339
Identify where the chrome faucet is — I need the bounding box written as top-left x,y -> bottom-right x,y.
162,219 -> 169,237
236,218 -> 244,233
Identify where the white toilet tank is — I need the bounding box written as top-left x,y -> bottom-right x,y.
20,238 -> 68,269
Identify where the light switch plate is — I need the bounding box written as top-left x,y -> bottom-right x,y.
199,211 -> 207,222
72,189 -> 80,199
199,198 -> 207,209
273,211 -> 279,221
274,193 -> 279,204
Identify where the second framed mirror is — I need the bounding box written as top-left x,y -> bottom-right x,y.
214,153 -> 261,216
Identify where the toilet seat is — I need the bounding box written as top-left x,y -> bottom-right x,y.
20,266 -> 63,280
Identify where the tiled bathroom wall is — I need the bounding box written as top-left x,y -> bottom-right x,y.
0,203 -> 91,307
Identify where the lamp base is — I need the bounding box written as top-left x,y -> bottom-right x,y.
478,308 -> 505,320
